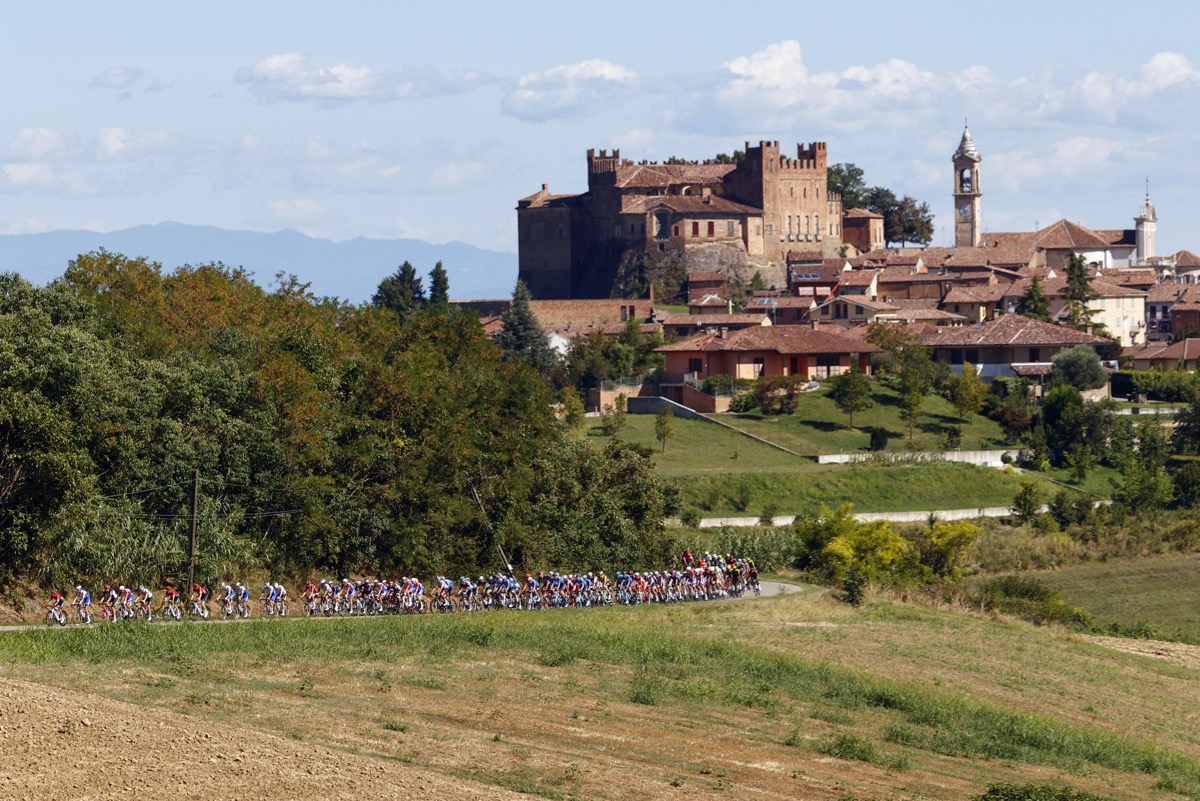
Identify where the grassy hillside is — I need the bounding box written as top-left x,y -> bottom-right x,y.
1039,553 -> 1200,640
596,415 -> 1071,516
717,380 -> 1010,455
4,590 -> 1199,800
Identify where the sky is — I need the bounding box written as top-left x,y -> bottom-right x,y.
2,1 -> 1199,285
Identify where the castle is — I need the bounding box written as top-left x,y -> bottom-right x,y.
517,141 -> 866,299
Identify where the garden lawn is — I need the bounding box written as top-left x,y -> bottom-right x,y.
593,415 -> 1064,517
714,380 -> 1009,455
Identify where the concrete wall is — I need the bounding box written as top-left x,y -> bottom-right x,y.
626,395 -> 711,422
815,449 -> 1018,467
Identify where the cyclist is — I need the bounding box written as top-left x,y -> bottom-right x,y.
162,584 -> 181,617
72,585 -> 93,623
274,582 -> 288,615
260,581 -> 278,615
117,585 -> 135,618
100,583 -> 118,621
136,585 -> 154,621
48,589 -> 66,612
218,581 -> 235,616
236,581 -> 251,617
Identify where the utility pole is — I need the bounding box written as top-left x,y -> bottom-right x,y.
187,468 -> 199,593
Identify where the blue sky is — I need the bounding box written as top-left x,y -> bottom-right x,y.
3,1 -> 1199,283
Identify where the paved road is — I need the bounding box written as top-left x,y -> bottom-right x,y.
0,583 -> 805,632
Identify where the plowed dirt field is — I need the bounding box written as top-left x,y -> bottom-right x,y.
0,676 -> 525,800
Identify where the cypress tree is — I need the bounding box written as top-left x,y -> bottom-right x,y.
496,280 -> 556,373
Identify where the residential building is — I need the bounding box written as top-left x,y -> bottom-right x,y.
656,325 -> 880,387
924,314 -> 1112,379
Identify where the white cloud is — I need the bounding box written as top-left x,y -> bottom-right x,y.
664,43 -> 1200,139
265,198 -> 326,225
502,59 -> 637,122
4,128 -> 69,160
235,52 -> 491,107
1072,52 -> 1200,122
90,67 -> 145,90
94,127 -> 172,160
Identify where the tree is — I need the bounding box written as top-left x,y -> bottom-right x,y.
948,363 -> 988,425
372,261 -> 426,322
598,392 -> 627,436
655,403 -> 675,453
495,280 -> 556,373
1061,254 -> 1099,333
1051,345 -> 1108,391
1172,395 -> 1200,455
888,195 -> 935,247
1112,459 -> 1173,513
1010,481 -> 1042,525
826,163 -> 868,210
827,367 -> 872,428
866,322 -> 932,380
1016,276 -> 1053,322
428,261 -> 450,309
560,387 -> 586,437
899,384 -> 924,441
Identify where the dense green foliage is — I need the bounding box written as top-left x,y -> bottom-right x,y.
0,254 -> 678,588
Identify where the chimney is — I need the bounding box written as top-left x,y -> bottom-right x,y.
719,327 -> 729,339
541,183 -> 548,192
648,283 -> 655,305
728,299 -> 733,314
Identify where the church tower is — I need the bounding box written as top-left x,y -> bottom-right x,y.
952,126 -> 982,248
1135,188 -> 1157,262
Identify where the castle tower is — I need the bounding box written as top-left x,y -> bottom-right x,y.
1135,188 -> 1157,262
952,127 -> 982,248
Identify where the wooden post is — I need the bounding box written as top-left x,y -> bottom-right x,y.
187,468 -> 199,593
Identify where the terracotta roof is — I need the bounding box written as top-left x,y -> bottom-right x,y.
843,208 -> 883,219
746,296 -> 816,309
885,298 -> 940,309
943,285 -> 1009,304
1147,282 -> 1189,303
1175,250 -> 1200,268
786,250 -> 824,263
924,314 -> 1110,347
894,308 -> 969,322
817,296 -> 897,311
791,260 -> 846,284
517,190 -> 586,209
621,194 -> 762,216
657,325 -> 880,355
689,293 -> 729,308
1011,364 -> 1055,377
839,270 -> 877,286
837,321 -> 934,341
1125,339 -> 1200,363
613,162 -> 735,189
688,271 -> 725,282
662,313 -> 770,326
1003,277 -> 1145,299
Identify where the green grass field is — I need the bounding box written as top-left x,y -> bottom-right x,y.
717,380 -> 1010,455
1039,553 -> 1200,640
5,588 -> 1200,800
596,415 -> 1070,517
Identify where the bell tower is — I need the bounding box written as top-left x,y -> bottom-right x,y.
953,126 -> 982,248
1135,186 -> 1157,263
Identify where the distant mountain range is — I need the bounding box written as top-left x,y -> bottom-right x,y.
0,222 -> 519,303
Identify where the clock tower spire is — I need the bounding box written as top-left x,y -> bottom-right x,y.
953,126 -> 982,247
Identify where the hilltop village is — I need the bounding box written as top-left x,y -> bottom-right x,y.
489,128 -> 1200,413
